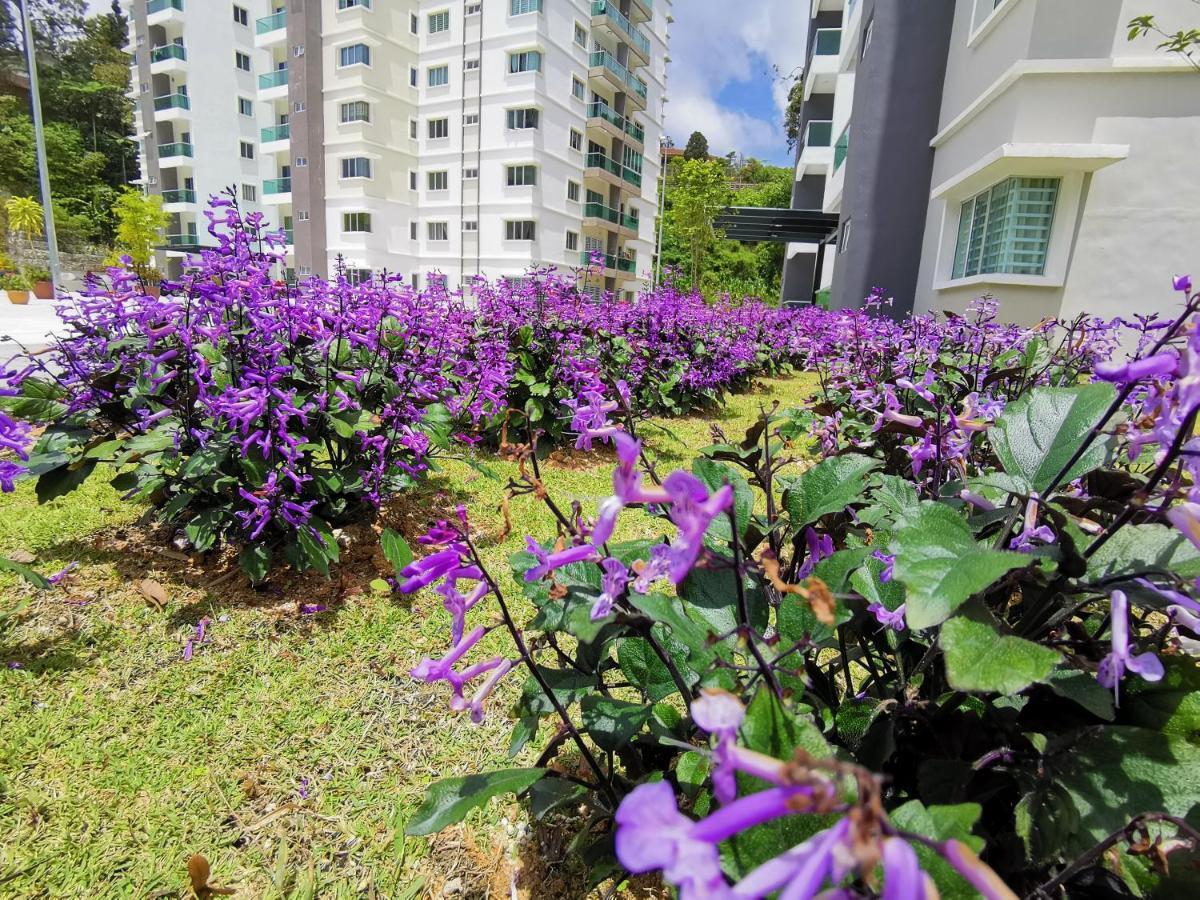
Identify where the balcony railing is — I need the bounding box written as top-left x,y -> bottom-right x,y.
616,255 -> 636,274
625,117 -> 644,144
263,177 -> 292,194
586,151 -> 623,178
153,92 -> 190,111
804,120 -> 833,148
147,0 -> 184,13
157,141 -> 194,158
587,102 -> 645,144
834,127 -> 849,171
258,68 -> 289,90
814,28 -> 841,56
284,228 -> 294,244
622,166 -> 642,188
261,123 -> 291,143
161,189 -> 196,204
589,50 -> 648,101
581,251 -> 636,273
591,1 -> 651,58
150,43 -> 186,63
623,213 -> 639,232
165,232 -> 197,247
256,10 -> 287,34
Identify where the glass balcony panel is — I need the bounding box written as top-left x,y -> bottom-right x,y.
256,10 -> 287,33
261,123 -> 291,143
150,43 -> 186,63
814,28 -> 841,55
258,69 -> 289,90
263,177 -> 292,194
153,92 -> 190,111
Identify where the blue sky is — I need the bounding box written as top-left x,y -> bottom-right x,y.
665,0 -> 809,166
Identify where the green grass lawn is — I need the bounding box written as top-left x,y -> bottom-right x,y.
0,375 -> 816,899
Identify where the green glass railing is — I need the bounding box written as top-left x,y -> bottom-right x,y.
586,152 -> 622,177
284,228 -> 294,244
162,189 -> 196,204
264,177 -> 292,194
587,101 -> 624,129
165,233 -> 196,247
261,123 -> 291,142
580,251 -> 637,273
622,213 -> 639,231
256,10 -> 286,34
625,117 -> 644,144
157,141 -> 194,158
805,120 -> 833,148
834,127 -> 849,171
616,255 -> 636,273
814,28 -> 841,55
147,0 -> 183,14
153,92 -> 190,111
150,43 -> 186,63
583,202 -> 620,225
590,1 -> 651,58
589,50 -> 647,100
622,166 -> 642,188
258,68 -> 289,90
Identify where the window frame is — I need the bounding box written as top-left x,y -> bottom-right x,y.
340,156 -> 373,180
428,117 -> 450,139
428,10 -> 450,33
427,221 -> 450,242
950,176 -> 1061,280
427,64 -> 450,87
505,220 -> 537,241
505,107 -> 539,130
427,170 -> 450,191
506,164 -> 538,187
342,212 -> 373,233
340,100 -> 371,124
508,50 -> 542,74
338,43 -> 371,68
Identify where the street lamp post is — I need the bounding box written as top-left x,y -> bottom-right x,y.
17,0 -> 62,297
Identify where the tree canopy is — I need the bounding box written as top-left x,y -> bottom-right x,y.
683,131 -> 710,161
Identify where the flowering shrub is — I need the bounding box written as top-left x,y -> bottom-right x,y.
397,279 -> 1200,897
0,198 -> 816,578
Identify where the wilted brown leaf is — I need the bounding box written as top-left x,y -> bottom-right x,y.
136,579 -> 170,610
760,554 -> 836,626
187,853 -> 235,897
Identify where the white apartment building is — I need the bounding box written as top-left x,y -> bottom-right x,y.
121,0 -> 672,299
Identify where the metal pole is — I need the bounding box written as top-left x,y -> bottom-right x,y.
18,0 -> 61,297
654,145 -> 668,287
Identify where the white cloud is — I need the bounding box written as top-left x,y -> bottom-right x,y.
664,0 -> 809,163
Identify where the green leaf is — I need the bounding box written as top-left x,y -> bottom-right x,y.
1045,669 -> 1116,721
179,445 -> 227,480
0,556 -> 50,589
691,458 -> 754,540
675,751 -> 711,799
381,528 -> 414,575
239,543 -> 272,584
507,715 -> 540,758
1087,523 -> 1200,580
679,566 -> 768,636
617,635 -> 695,702
891,503 -> 1026,629
35,460 -> 98,504
1121,656 -> 1200,738
782,453 -> 880,529
519,668 -> 594,715
1015,783 -> 1081,864
940,614 -> 1062,694
580,695 -> 654,751
890,801 -> 985,900
405,768 -> 547,836
627,591 -> 716,665
527,778 -> 587,820
989,383 -> 1116,494
296,526 -> 335,577
184,508 -> 225,553
0,377 -> 67,421
858,474 -> 922,528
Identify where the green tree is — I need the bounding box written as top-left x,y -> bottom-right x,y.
783,77 -> 806,151
663,157 -> 732,288
5,195 -> 43,240
1129,8 -> 1200,70
683,130 -> 710,161
111,188 -> 167,273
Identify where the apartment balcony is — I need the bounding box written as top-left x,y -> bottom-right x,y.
805,28 -> 841,99
628,0 -> 652,24
164,232 -> 200,252
157,141 -> 194,166
796,119 -> 834,176
258,67 -> 289,101
589,50 -> 648,109
263,177 -> 292,204
161,188 -> 197,211
255,10 -> 287,48
590,1 -> 651,66
580,250 -> 638,276
146,0 -> 184,26
149,43 -> 186,75
261,123 -> 291,152
585,152 -> 643,193
586,101 -> 644,149
153,91 -> 190,122
583,202 -> 639,238
833,126 -> 849,172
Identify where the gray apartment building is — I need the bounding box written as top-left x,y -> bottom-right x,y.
783,0 -> 1200,325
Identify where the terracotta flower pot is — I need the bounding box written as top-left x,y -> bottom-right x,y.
6,290 -> 30,305
33,280 -> 53,300
145,285 -> 162,298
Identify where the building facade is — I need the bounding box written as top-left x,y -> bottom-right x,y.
121,0 -> 671,298
785,0 -> 1200,324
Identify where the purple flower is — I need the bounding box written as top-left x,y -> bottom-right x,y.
523,537 -> 599,583
1174,274 -> 1192,294
398,545 -> 469,594
300,603 -> 328,615
592,556 -> 629,621
1095,351 -> 1179,383
868,602 -> 907,632
1097,590 -> 1164,704
691,689 -> 745,804
1167,501 -> 1200,552
872,550 -> 896,582
592,431 -> 665,546
731,818 -> 851,898
662,472 -> 734,583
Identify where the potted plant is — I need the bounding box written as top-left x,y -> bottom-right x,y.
24,266 -> 52,300
142,266 -> 164,298
0,271 -> 32,305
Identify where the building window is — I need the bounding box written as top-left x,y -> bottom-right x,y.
839,219 -> 852,254
238,96 -> 253,116
294,101 -> 306,113
506,164 -> 537,186
341,157 -> 372,179
463,167 -> 478,179
463,220 -> 478,232
242,184 -> 257,201
293,44 -> 305,57
574,23 -> 588,47
428,222 -> 449,241
233,5 -> 248,26
340,100 -> 371,123
464,58 -> 480,71
510,0 -> 541,14
428,65 -> 450,87
953,177 -> 1060,278
464,112 -> 479,126
566,231 -> 578,251
429,10 -> 450,33
506,108 -> 539,130
569,129 -> 583,151
235,51 -> 251,71
410,119 -> 418,138
339,44 -> 371,67
298,210 -> 310,221
572,77 -> 586,101
240,141 -> 255,159
411,221 -> 418,239
343,212 -> 372,233
410,171 -> 418,190
339,0 -> 371,8
428,117 -> 449,139
506,220 -> 536,241
347,269 -> 372,285
567,181 -> 580,202
508,50 -> 542,74
296,157 -> 308,166
862,16 -> 875,59
411,12 -> 419,33
410,67 -> 418,87
428,171 -> 449,191
466,3 -> 482,15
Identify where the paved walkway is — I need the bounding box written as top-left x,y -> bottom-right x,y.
0,299 -> 67,364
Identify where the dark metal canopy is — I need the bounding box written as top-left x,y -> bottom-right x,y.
713,206 -> 840,244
